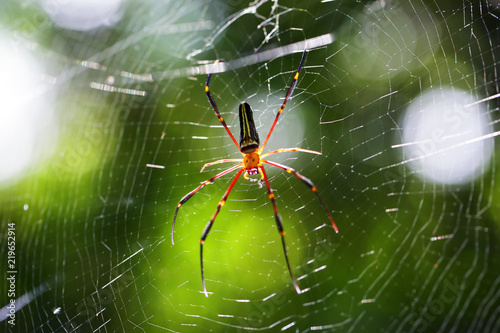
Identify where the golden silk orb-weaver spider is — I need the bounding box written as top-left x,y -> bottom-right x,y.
171,50 -> 338,297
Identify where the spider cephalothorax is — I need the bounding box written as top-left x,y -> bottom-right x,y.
171,50 -> 338,297
243,151 -> 260,175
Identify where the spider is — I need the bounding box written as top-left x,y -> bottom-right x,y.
171,50 -> 338,297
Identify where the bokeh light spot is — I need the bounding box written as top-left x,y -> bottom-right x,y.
0,40 -> 58,186
40,0 -> 124,31
401,88 -> 493,185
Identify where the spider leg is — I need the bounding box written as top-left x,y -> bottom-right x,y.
205,71 -> 241,151
259,165 -> 301,294
261,147 -> 321,159
260,50 -> 307,151
171,163 -> 243,245
262,159 -> 338,233
200,168 -> 245,297
200,159 -> 242,173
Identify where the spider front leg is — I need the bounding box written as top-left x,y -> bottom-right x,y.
200,159 -> 241,173
205,70 -> 240,151
260,147 -> 321,159
259,165 -> 301,294
260,50 -> 307,151
200,168 -> 245,297
171,163 -> 242,245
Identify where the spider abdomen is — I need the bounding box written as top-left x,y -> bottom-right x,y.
239,102 -> 260,153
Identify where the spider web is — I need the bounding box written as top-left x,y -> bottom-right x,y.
1,0 -> 500,332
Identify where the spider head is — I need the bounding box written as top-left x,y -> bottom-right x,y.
246,167 -> 259,176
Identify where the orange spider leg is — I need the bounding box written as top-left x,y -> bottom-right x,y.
206,71 -> 240,151
260,50 -> 307,152
200,168 -> 245,297
259,165 -> 301,294
260,147 -> 321,159
200,159 -> 242,172
262,159 -> 338,233
171,163 -> 243,245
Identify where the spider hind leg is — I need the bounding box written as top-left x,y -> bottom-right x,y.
259,165 -> 301,294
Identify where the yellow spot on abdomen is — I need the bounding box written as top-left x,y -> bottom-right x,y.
312,186 -> 317,192
294,72 -> 299,80
205,86 -> 209,93
268,193 -> 275,199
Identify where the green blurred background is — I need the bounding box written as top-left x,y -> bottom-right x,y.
1,0 -> 500,332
